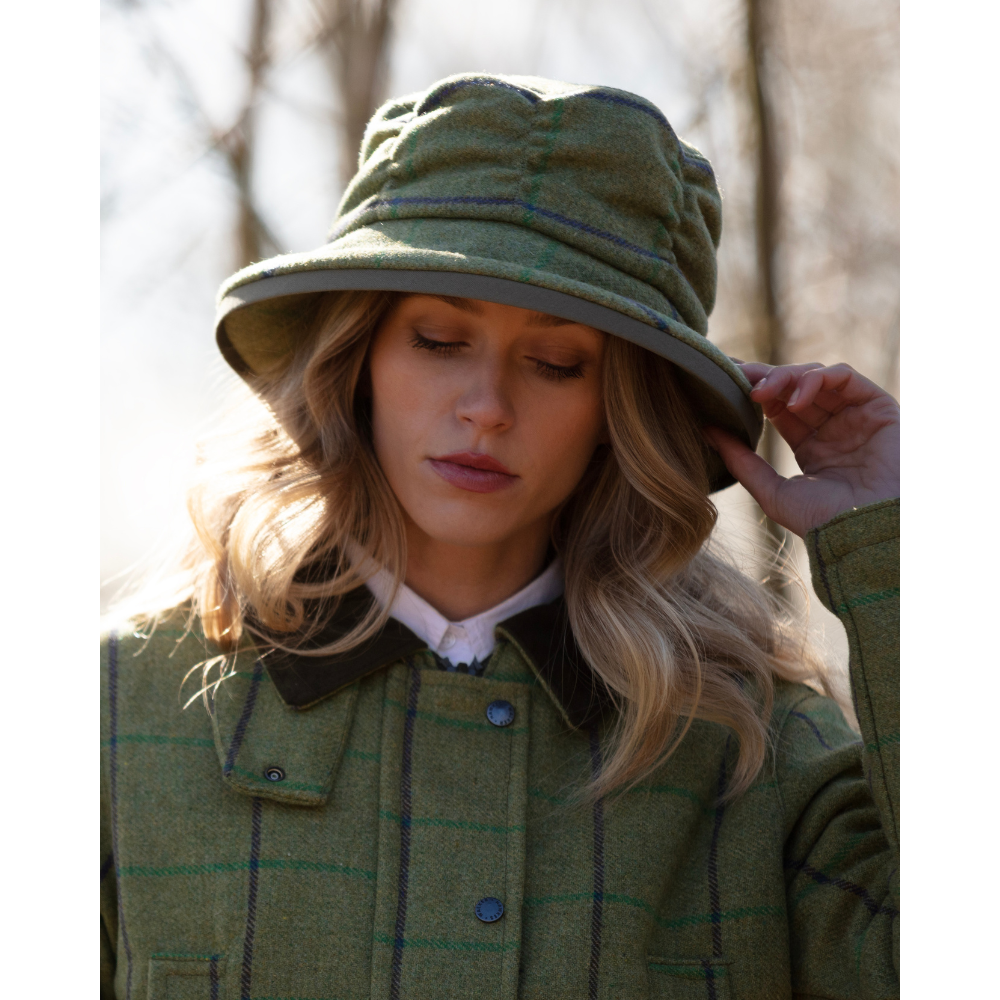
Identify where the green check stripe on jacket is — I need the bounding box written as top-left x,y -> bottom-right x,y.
100,499 -> 899,1000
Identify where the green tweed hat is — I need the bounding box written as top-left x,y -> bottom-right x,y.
215,73 -> 761,491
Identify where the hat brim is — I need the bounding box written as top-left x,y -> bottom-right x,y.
217,221 -> 762,493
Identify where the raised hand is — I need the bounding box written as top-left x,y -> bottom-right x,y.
703,362 -> 900,538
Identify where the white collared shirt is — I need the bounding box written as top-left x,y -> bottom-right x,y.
365,560 -> 564,668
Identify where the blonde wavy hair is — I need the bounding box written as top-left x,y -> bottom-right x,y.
136,289 -> 830,799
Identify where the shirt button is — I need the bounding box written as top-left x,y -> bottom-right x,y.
486,700 -> 515,727
264,767 -> 285,782
475,897 -> 504,922
440,632 -> 456,650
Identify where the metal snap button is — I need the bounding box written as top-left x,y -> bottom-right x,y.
264,767 -> 285,782
475,897 -> 504,922
486,700 -> 515,727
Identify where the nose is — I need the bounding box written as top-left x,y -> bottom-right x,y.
454,360 -> 514,432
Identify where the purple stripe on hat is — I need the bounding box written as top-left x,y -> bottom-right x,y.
332,194 -> 688,288
631,297 -> 680,325
420,77 -> 541,113
581,92 -> 714,177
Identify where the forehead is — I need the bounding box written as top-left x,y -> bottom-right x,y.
398,294 -> 579,329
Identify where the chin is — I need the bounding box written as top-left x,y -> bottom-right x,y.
417,518 -> 523,549
407,500 -> 526,549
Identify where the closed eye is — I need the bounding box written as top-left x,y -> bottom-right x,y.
409,331 -> 466,356
533,359 -> 585,381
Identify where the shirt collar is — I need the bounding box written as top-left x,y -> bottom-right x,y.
263,580 -> 613,730
364,560 -> 564,667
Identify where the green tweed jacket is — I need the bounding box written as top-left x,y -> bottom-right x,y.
101,499 -> 899,1000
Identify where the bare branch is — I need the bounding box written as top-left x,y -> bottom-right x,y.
744,0 -> 794,590
310,0 -> 399,189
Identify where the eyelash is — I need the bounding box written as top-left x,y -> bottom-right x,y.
534,359 -> 584,381
409,332 -> 585,381
410,332 -> 463,356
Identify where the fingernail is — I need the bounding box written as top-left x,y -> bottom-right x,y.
788,388 -> 800,405
752,377 -> 767,393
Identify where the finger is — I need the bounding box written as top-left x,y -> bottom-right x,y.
738,362 -> 774,386
781,366 -> 885,433
702,427 -> 785,517
760,403 -> 822,451
778,391 -> 842,431
754,375 -> 829,434
787,366 -> 851,412
747,378 -> 823,449
788,363 -> 887,412
749,363 -> 824,404
774,374 -> 851,431
762,364 -> 875,433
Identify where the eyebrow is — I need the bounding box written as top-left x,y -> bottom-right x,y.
425,295 -> 575,327
425,294 -> 485,315
525,312 -> 575,327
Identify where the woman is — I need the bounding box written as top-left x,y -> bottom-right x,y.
101,74 -> 899,1000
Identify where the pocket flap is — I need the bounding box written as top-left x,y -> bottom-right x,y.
647,956 -> 732,999
147,954 -> 225,1000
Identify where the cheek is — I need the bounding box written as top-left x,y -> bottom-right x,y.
368,347 -> 441,474
371,365 -> 414,459
522,387 -> 606,487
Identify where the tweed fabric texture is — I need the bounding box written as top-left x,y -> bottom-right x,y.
101,500 -> 899,999
214,74 -> 761,483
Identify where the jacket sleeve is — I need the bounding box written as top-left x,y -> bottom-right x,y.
779,498 -> 899,999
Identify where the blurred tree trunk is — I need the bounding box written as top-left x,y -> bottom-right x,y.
218,0 -> 277,269
745,0 -> 792,594
312,0 -> 398,190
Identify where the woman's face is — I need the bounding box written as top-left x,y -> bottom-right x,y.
368,295 -> 607,549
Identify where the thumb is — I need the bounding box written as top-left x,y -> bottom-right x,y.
702,427 -> 784,515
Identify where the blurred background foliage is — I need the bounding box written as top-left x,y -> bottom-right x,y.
101,0 -> 898,671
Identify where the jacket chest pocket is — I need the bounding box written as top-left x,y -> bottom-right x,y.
647,956 -> 732,999
147,955 -> 225,999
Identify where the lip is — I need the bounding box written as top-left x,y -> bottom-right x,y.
428,451 -> 518,494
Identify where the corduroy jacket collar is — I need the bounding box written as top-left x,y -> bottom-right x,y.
263,586 -> 612,730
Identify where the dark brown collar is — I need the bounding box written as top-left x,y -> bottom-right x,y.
263,587 -> 613,729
